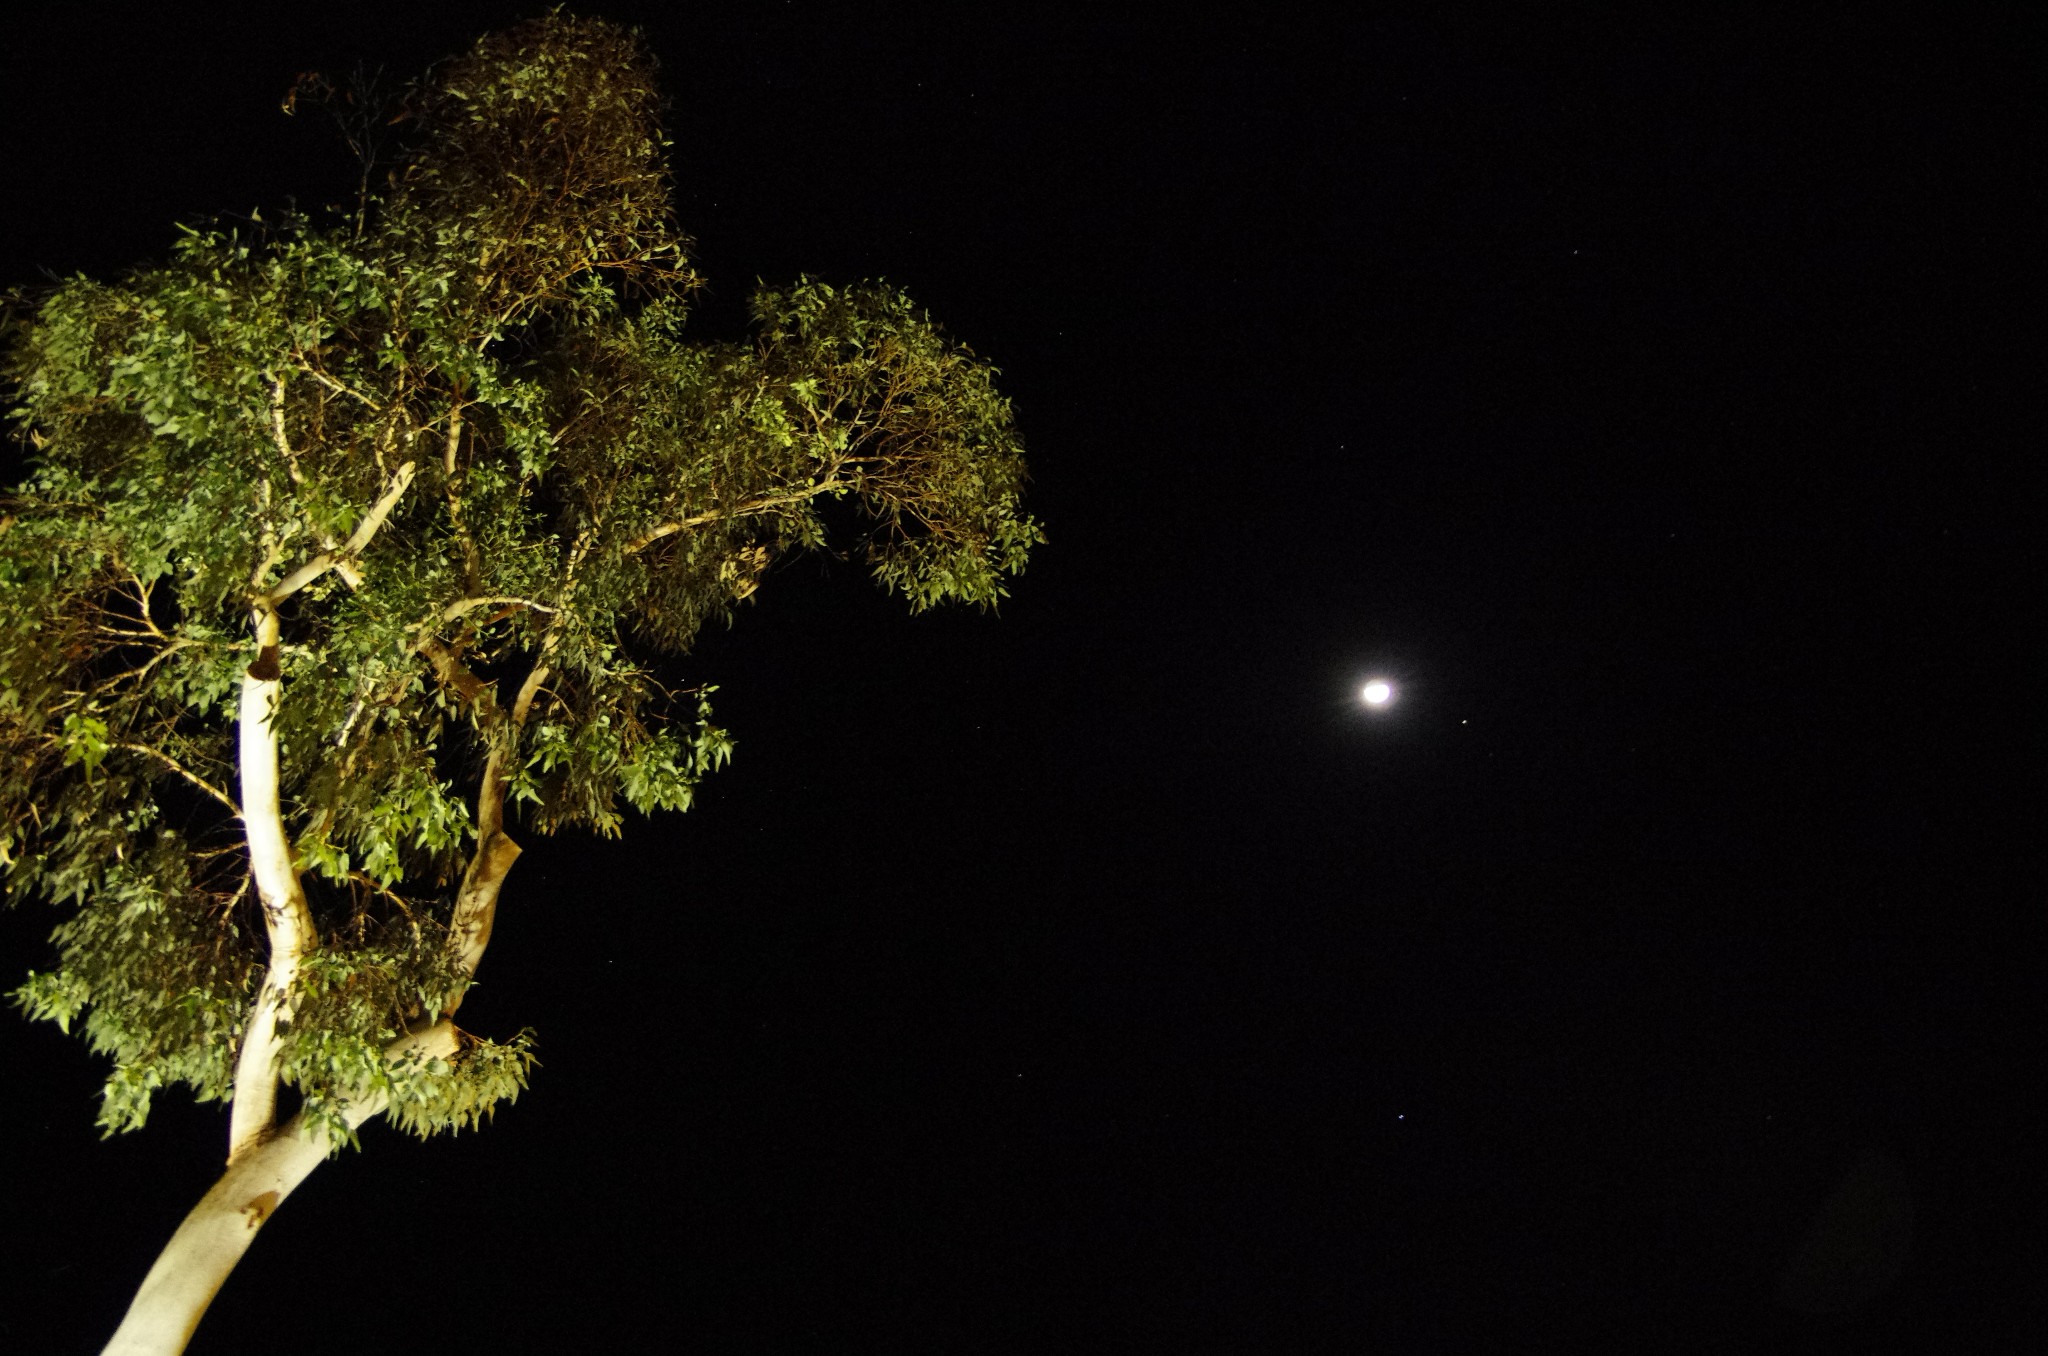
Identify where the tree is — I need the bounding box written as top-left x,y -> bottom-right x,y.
0,15 -> 1040,1353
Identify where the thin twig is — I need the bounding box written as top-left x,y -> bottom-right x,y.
300,366 -> 382,411
116,742 -> 240,815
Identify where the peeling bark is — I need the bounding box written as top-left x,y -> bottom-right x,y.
449,825 -> 521,1001
443,660 -> 546,1016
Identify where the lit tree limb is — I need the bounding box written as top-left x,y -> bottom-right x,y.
623,477 -> 843,554
266,460 -> 416,603
433,595 -> 559,626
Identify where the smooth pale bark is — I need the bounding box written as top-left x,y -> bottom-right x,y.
223,461 -> 416,1158
104,462 -> 448,1354
101,1023 -> 461,1356
226,606 -> 313,1164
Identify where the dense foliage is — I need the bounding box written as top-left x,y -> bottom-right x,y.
0,14 -> 1039,1151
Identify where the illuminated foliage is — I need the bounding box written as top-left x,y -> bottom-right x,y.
0,13 -> 1039,1150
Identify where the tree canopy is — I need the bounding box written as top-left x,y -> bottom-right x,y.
1,12 -> 1040,1160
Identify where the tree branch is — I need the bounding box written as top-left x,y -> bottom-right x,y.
443,655 -> 550,1016
298,365 -> 382,411
117,742 -> 239,816
415,635 -> 491,708
433,595 -> 559,626
405,626 -> 545,1003
267,378 -> 306,487
509,660 -> 550,729
622,477 -> 842,554
268,377 -> 364,587
267,461 -> 416,603
441,405 -> 484,594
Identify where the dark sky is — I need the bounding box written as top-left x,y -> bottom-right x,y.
1,6 -> 2035,1351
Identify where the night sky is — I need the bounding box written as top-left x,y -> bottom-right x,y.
1,7 -> 2035,1351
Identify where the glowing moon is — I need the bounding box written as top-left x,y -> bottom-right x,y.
1361,680 -> 1394,706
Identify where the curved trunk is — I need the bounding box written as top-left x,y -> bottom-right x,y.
107,463 -> 476,1353
100,1023 -> 459,1356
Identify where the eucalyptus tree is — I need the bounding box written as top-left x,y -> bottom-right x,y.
0,15 -> 1039,1353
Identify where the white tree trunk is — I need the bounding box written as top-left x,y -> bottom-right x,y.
106,462 -> 463,1353
226,607 -> 313,1163
100,1023 -> 459,1356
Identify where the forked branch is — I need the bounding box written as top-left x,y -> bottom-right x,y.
266,461 -> 417,603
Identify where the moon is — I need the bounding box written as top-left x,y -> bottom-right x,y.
1361,680 -> 1394,707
